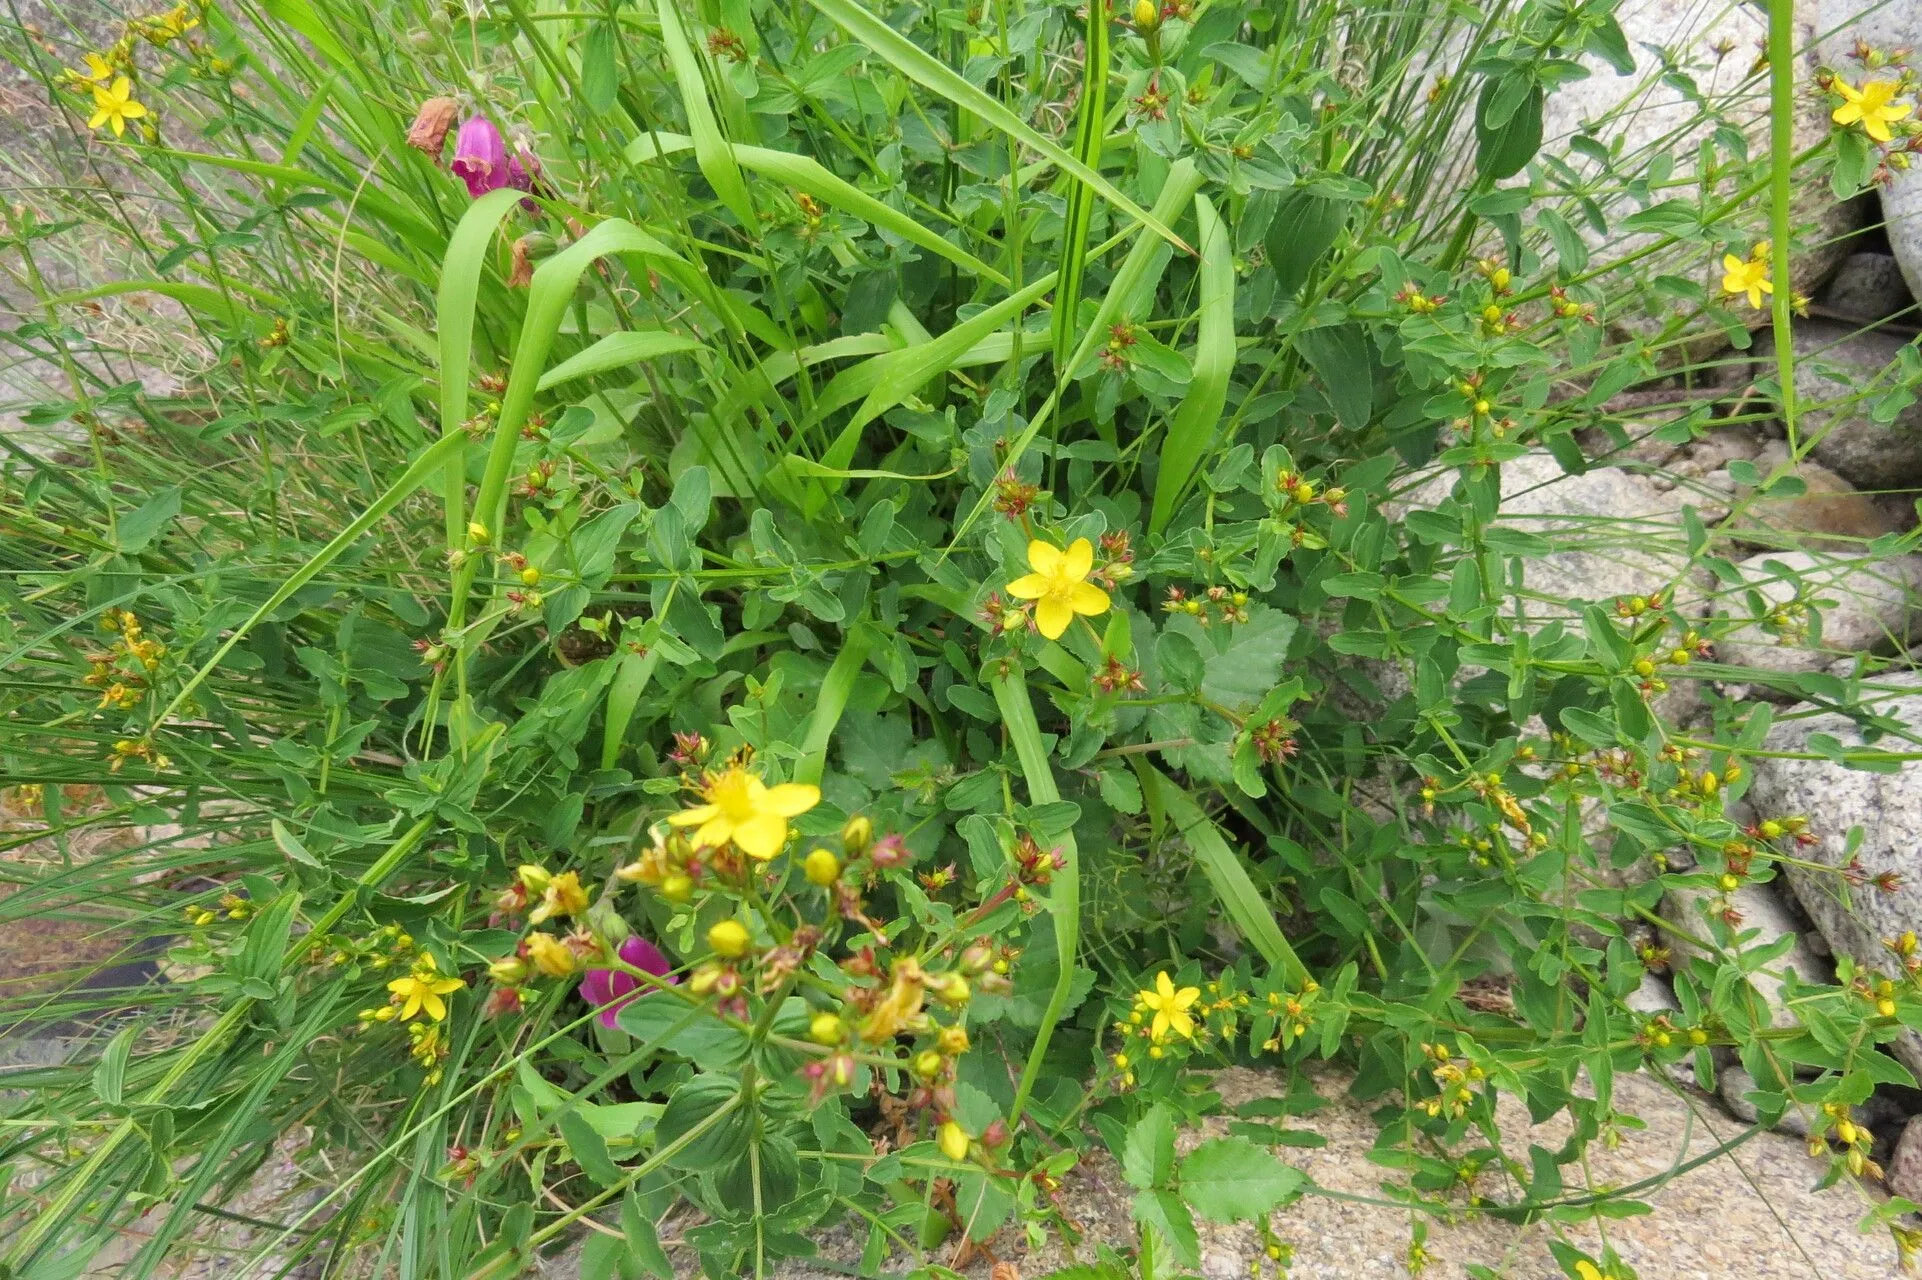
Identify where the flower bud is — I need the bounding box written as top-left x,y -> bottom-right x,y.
519,565 -> 541,586
488,956 -> 527,985
659,872 -> 694,903
938,1121 -> 970,1161
1133,0 -> 1160,30
870,834 -> 910,869
708,918 -> 751,958
938,1024 -> 970,1055
809,1012 -> 845,1045
841,815 -> 873,854
468,521 -> 491,546
517,864 -> 551,894
913,1050 -> 944,1079
803,847 -> 842,887
959,941 -> 994,973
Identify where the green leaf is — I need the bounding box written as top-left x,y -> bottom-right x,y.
1265,186 -> 1349,297
1297,325 -> 1372,431
1122,1103 -> 1177,1189
1178,1137 -> 1307,1222
115,485 -> 182,553
653,0 -> 754,226
558,1108 -> 626,1188
537,330 -> 703,391
582,20 -> 620,111
1132,1187 -> 1200,1267
652,1075 -> 748,1171
93,1024 -> 135,1107
1475,76 -> 1543,180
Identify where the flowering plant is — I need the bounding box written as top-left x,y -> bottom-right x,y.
7,0 -> 1922,1278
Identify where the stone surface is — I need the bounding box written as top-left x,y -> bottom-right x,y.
1890,1114 -> 1922,1205
1749,674 -> 1922,1079
1718,1064 -> 1814,1138
1755,321 -> 1922,489
1729,442 -> 1908,548
1391,452 -> 1717,621
1660,880 -> 1834,1028
1712,549 -> 1922,678
750,1066 -> 1900,1279
1820,250 -> 1916,322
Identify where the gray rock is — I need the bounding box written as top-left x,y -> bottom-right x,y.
1626,969 -> 1681,1015
1890,1114 -> 1922,1203
1719,1064 -> 1814,1138
1820,251 -> 1915,322
1713,549 -> 1922,678
1729,442 -> 1907,549
1660,880 -> 1833,1028
1748,674 -> 1922,1078
1391,452 -> 1718,622
1754,321 -> 1922,489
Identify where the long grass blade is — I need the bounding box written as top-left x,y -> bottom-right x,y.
1148,192 -> 1235,533
1050,0 -> 1109,374
652,0 -> 756,228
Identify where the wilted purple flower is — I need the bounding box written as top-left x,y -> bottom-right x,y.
578,936 -> 674,1029
450,116 -> 509,197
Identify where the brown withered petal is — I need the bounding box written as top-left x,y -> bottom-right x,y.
507,236 -> 535,288
406,96 -> 461,161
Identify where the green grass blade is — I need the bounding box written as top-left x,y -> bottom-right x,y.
601,647 -> 662,771
537,330 -> 705,391
1148,192 -> 1235,533
437,187 -> 525,550
1051,0 -> 1109,373
150,431 -> 466,735
990,664 -> 1080,1129
806,0 -> 1189,253
795,628 -> 872,786
653,0 -> 756,228
1145,765 -> 1308,984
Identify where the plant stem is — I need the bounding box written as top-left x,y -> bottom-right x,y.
1768,0 -> 1800,455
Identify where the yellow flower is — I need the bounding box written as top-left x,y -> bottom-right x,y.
88,77 -> 148,137
1138,970 -> 1200,1042
1574,1263 -> 1605,1280
72,53 -> 115,84
1719,243 -> 1773,310
527,869 -> 588,924
1005,538 -> 1111,640
525,931 -> 576,977
1833,77 -> 1913,144
385,954 -> 464,1022
667,765 -> 820,859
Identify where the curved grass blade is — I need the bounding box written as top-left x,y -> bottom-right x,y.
1148,192 -> 1235,533
795,628 -> 872,786
625,131 -> 1009,286
436,187 -> 525,550
537,330 -> 704,391
653,0 -> 756,228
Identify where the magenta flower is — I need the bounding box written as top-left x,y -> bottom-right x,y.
579,936 -> 674,1029
450,116 -> 509,197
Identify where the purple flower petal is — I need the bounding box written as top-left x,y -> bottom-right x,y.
450,117 -> 508,198
580,935 -> 676,1029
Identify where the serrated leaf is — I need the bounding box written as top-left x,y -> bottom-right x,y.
1178,1137 -> 1306,1221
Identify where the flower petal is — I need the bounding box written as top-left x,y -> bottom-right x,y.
667,803 -> 718,827
762,782 -> 821,817
1068,581 -> 1111,617
692,815 -> 735,850
1026,540 -> 1063,575
732,811 -> 788,859
1156,971 -> 1176,1000
421,991 -> 446,1022
1062,537 -> 1094,580
1869,117 -> 1893,142
1005,573 -> 1050,600
401,991 -> 423,1020
1034,596 -> 1072,639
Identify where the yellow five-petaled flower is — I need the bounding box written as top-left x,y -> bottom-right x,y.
1720,242 -> 1773,311
1139,970 -> 1200,1042
668,764 -> 820,860
1005,537 -> 1111,640
386,954 -> 464,1022
88,76 -> 148,137
1833,77 -> 1913,144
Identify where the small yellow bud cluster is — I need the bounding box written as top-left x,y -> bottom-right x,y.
1418,1041 -> 1484,1119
